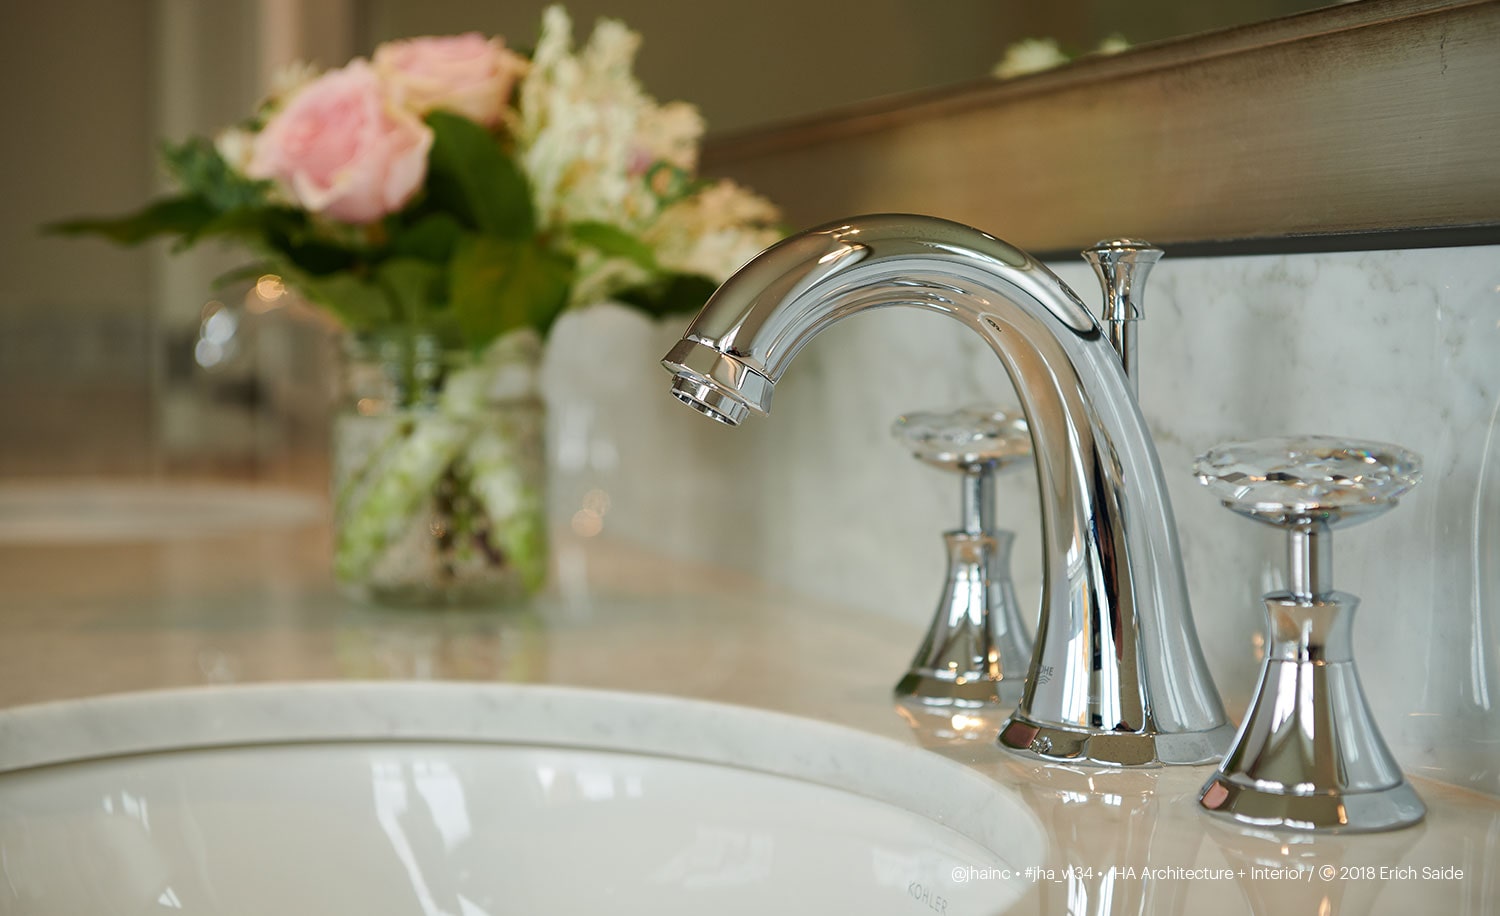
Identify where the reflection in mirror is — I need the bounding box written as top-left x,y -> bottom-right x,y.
358,0 -> 1334,134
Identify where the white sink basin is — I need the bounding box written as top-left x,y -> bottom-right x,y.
0,683 -> 1043,915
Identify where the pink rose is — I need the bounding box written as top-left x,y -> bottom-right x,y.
247,61 -> 432,224
373,33 -> 526,127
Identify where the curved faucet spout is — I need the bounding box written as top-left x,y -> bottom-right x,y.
662,214 -> 1231,766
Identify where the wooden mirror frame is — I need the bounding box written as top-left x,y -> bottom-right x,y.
704,0 -> 1500,257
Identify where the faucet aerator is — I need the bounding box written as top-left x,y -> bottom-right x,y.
669,374 -> 748,426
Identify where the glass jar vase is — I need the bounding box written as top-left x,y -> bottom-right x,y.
332,330 -> 547,606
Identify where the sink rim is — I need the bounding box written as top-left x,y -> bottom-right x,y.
0,681 -> 1045,870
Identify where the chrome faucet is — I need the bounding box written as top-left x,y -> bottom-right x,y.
662,214 -> 1233,766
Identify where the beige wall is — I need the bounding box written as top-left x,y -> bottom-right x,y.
2,1 -> 282,474
0,2 -> 158,474
1,1 -> 155,316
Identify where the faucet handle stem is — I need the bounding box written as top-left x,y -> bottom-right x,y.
1081,239 -> 1162,388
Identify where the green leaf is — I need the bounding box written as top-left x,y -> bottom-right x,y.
376,258 -> 444,322
259,216 -> 360,275
615,273 -> 720,318
195,205 -> 303,248
48,137 -> 289,254
643,162 -> 694,205
162,137 -> 269,211
286,269 -> 393,331
424,112 -> 534,238
46,195 -> 218,245
568,221 -> 659,272
449,236 -> 573,347
389,213 -> 465,264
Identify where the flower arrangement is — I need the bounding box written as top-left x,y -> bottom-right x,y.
55,7 -> 783,605
56,5 -> 781,350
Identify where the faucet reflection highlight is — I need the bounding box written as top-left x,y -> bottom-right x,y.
662,214 -> 1233,766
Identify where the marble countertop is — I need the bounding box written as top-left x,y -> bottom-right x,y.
2,514 -> 1497,914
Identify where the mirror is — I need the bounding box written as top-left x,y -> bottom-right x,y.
357,0 -> 1334,134
704,0 -> 1499,256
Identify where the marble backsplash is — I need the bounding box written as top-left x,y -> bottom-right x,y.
542,242 -> 1500,796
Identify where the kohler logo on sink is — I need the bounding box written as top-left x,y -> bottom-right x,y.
906,880 -> 948,914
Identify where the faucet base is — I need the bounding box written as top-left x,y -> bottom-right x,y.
1194,591 -> 1426,832
997,714 -> 1235,767
894,529 -> 1031,711
1199,773 -> 1426,834
895,670 -> 1025,707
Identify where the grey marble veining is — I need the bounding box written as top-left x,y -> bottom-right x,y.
542,244 -> 1500,796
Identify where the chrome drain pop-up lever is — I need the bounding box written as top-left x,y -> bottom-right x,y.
1083,239 -> 1161,389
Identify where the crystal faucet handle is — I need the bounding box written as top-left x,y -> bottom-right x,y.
890,403 -> 1035,717
892,405 -> 1031,474
1194,434 -> 1422,529
1194,433 -> 1427,832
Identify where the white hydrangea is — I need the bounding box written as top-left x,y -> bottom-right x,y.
636,101 -> 703,173
647,180 -> 782,282
517,6 -> 665,230
567,252 -> 652,308
514,5 -> 782,306
1095,34 -> 1130,56
992,38 -> 1069,80
214,126 -> 256,174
